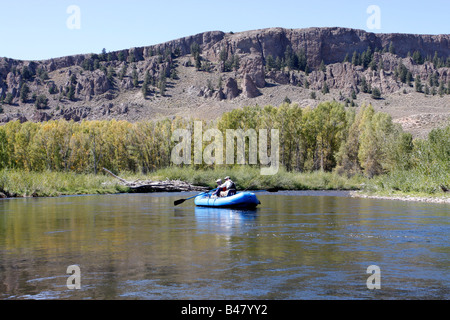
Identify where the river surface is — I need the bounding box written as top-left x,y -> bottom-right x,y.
0,191 -> 448,300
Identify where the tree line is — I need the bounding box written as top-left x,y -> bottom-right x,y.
0,102 -> 448,184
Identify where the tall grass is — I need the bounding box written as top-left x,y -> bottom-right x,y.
0,169 -> 129,197
1,165 -> 446,199
123,166 -> 367,191
365,167 -> 450,195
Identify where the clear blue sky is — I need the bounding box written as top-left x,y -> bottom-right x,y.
1,0 -> 449,60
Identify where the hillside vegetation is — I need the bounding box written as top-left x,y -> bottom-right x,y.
0,101 -> 448,197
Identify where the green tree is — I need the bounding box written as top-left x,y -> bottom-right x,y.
142,70 -> 150,98
360,76 -> 369,93
371,87 -> 381,99
107,66 -> 116,85
438,81 -> 445,97
397,61 -> 409,83
4,92 -> 13,105
336,108 -> 361,176
219,48 -> 228,63
118,51 -> 126,62
119,63 -> 128,80
361,46 -> 373,69
297,49 -> 307,71
67,85 -> 76,101
414,75 -> 423,92
412,50 -> 424,64
322,82 -> 329,94
35,95 -> 48,109
232,54 -> 240,71
319,60 -> 326,72
266,55 -> 275,71
132,65 -> 139,87
352,51 -> 360,66
343,53 -> 349,63
313,101 -> 347,171
20,83 -> 30,102
21,66 -> 34,81
357,105 -> 398,177
388,42 -> 395,54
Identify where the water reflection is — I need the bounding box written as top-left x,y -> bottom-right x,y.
194,206 -> 258,239
0,192 -> 448,300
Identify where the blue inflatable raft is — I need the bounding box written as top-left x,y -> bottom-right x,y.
194,192 -> 261,208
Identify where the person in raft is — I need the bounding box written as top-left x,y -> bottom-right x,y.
219,176 -> 237,197
212,179 -> 223,198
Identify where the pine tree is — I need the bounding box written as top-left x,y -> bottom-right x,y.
66,85 -> 75,101
219,48 -> 228,64
343,53 -> 349,63
297,49 -> 307,71
361,46 -> 373,69
4,92 -> 13,105
406,71 -> 412,87
158,73 -> 167,96
388,42 -> 395,54
119,63 -> 128,80
266,55 -> 275,71
118,51 -> 126,62
142,70 -> 150,98
275,56 -> 283,71
232,54 -> 240,71
360,77 -> 369,93
322,81 -> 329,94
371,87 -> 381,99
21,66 -> 33,81
352,51 -> 360,66
132,66 -> 139,87
319,60 -> 326,72
20,84 -> 30,102
107,66 -> 115,85
35,95 -> 48,109
397,61 -> 409,83
414,75 -> 422,92
412,51 -> 424,64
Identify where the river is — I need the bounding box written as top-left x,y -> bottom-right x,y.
0,191 -> 448,300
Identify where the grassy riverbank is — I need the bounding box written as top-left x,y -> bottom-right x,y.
0,167 -> 448,203
0,169 -> 129,198
0,167 -> 364,198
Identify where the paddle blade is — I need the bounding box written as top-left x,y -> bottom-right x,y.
174,199 -> 186,206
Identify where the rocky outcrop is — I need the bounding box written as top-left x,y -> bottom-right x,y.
239,54 -> 265,88
0,27 -> 448,123
224,77 -> 239,99
242,74 -> 261,98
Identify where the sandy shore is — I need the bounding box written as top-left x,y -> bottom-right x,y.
258,190 -> 450,204
349,191 -> 450,204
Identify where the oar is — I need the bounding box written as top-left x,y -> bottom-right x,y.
174,188 -> 217,206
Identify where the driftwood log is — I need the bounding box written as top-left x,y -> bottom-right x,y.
102,168 -> 209,193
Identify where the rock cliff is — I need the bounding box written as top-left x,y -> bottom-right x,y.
0,27 -> 449,136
